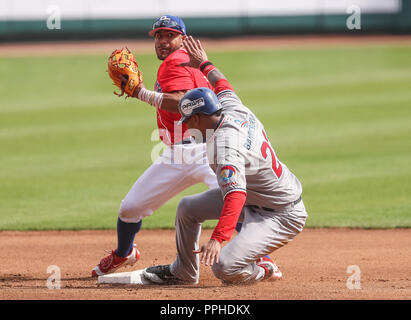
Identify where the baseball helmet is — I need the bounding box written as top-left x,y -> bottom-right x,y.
149,15 -> 186,37
178,88 -> 222,125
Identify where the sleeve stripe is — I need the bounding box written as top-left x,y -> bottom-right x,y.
223,188 -> 247,200
216,89 -> 234,98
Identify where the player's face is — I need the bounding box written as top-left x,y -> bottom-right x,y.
185,114 -> 220,143
184,115 -> 206,143
154,30 -> 184,60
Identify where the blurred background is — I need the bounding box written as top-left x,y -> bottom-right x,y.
0,0 -> 410,41
0,1 -> 410,231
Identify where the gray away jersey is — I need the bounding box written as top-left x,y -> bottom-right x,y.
206,90 -> 302,209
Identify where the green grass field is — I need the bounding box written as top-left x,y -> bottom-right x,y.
1,43 -> 411,230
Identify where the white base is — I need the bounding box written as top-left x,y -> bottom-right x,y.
97,269 -> 151,285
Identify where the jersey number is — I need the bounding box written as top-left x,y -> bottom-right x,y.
261,130 -> 283,179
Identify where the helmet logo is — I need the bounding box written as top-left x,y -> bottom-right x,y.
160,15 -> 169,21
180,98 -> 205,116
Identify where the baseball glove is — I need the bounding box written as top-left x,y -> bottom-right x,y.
107,48 -> 143,97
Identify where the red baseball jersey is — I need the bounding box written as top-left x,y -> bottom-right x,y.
155,48 -> 212,145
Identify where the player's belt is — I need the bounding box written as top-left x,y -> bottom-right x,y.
248,196 -> 302,212
174,138 -> 193,145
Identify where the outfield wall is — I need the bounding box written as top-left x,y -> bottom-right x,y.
0,0 -> 410,42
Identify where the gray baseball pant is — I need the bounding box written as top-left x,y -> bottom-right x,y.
170,188 -> 308,285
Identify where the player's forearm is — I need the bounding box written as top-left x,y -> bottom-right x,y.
206,69 -> 226,88
158,91 -> 186,112
133,87 -> 185,113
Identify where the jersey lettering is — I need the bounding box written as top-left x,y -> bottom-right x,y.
261,130 -> 283,179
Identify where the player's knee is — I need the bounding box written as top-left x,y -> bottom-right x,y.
176,197 -> 193,221
118,200 -> 152,222
211,259 -> 232,281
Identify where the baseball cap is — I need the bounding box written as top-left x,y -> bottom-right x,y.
178,88 -> 222,125
149,15 -> 186,37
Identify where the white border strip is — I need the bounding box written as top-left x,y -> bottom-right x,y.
0,0 -> 402,21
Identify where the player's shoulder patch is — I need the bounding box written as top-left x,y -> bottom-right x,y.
220,165 -> 236,182
217,162 -> 246,196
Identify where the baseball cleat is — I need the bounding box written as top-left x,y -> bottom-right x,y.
257,256 -> 282,281
91,245 -> 140,277
143,264 -> 197,285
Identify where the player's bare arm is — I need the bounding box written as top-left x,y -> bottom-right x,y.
159,90 -> 187,112
132,84 -> 186,112
182,36 -> 226,87
112,74 -> 185,112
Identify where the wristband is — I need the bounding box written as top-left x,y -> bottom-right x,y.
138,87 -> 164,108
200,61 -> 217,78
200,61 -> 213,72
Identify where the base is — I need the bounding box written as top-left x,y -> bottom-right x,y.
97,269 -> 151,285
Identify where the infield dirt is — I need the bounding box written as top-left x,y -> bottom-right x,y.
0,228 -> 409,300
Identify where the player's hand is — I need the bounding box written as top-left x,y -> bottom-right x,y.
119,75 -> 144,98
193,239 -> 221,266
181,36 -> 208,69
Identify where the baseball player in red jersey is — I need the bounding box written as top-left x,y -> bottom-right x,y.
143,36 -> 307,285
92,16 -> 219,277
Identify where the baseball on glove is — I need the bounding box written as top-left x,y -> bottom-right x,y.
107,48 -> 143,97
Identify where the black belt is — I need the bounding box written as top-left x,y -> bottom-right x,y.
248,196 -> 302,212
174,139 -> 193,145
